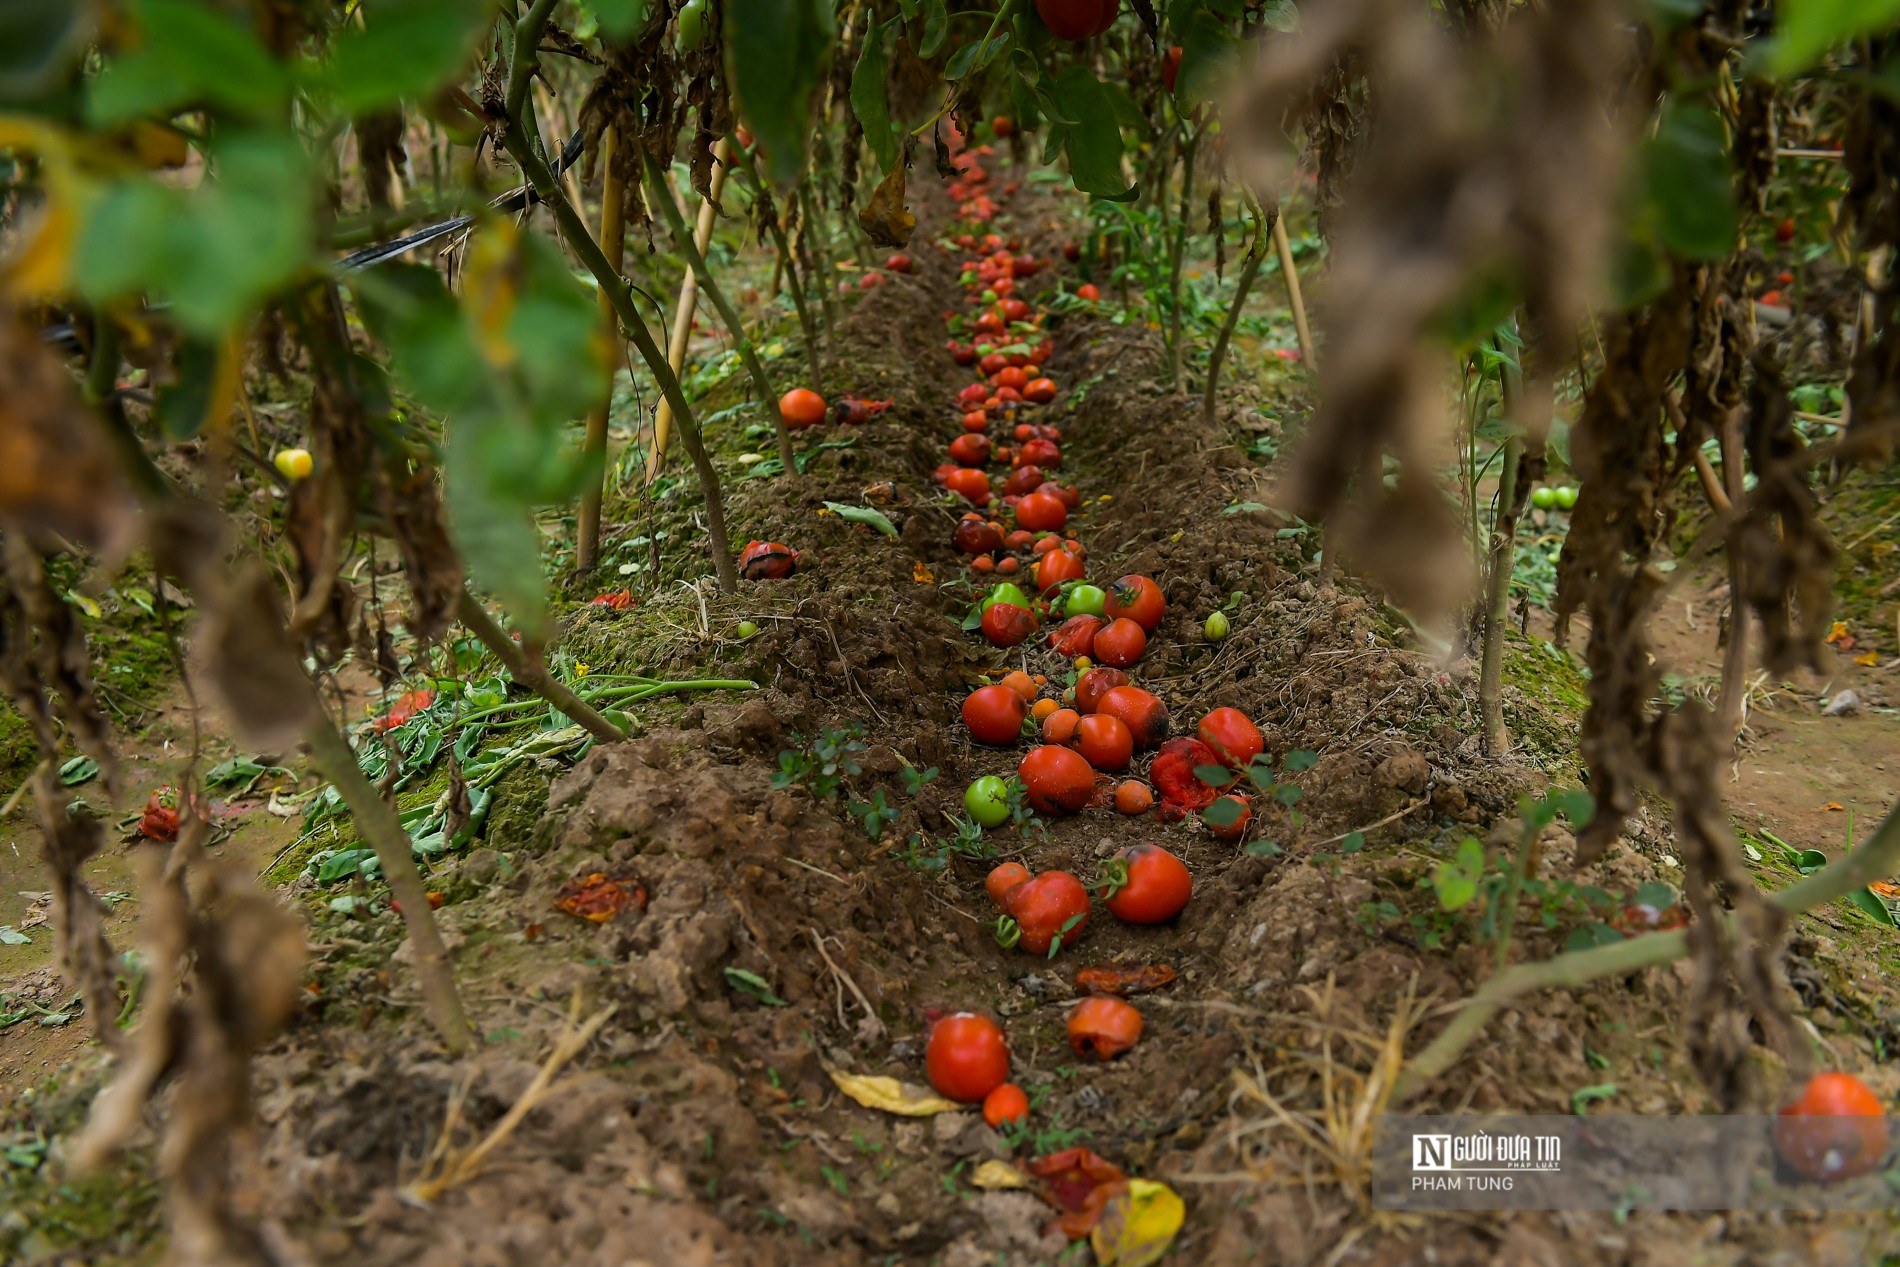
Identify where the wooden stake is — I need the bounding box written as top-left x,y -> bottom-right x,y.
645,137 -> 733,484
1274,214 -> 1316,368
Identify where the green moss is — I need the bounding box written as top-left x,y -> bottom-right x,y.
1501,634 -> 1588,779
1,1076 -> 163,1263
485,762 -> 552,854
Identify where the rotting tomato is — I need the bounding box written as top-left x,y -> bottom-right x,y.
1018,438 -> 1062,469
961,410 -> 990,433
779,387 -> 827,429
983,1082 -> 1030,1129
986,860 -> 1032,907
1015,491 -> 1068,533
1150,737 -> 1220,808
139,788 -> 180,842
1048,614 -> 1103,658
738,540 -> 799,581
1102,843 -> 1192,923
1041,706 -> 1082,744
1003,464 -> 1045,496
1035,548 -> 1085,594
980,602 -> 1039,649
1095,685 -> 1169,749
925,1012 -> 1011,1103
946,467 -> 990,505
1067,996 -> 1142,1060
949,342 -> 976,366
1774,1072 -> 1889,1182
1004,869 -> 1092,954
1091,617 -> 1147,669
954,519 -> 1005,556
1197,706 -> 1264,769
1104,575 -> 1165,632
1017,744 -> 1096,814
949,433 -> 993,467
963,684 -> 1028,745
1074,962 -> 1176,997
1073,666 -> 1130,714
1113,780 -> 1153,815
1024,377 -> 1057,404
1074,713 -> 1134,772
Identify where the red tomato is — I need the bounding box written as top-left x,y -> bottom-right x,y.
1063,241 -> 1081,262
859,272 -> 884,289
1041,482 -> 1081,510
1048,614 -> 1103,657
983,1082 -> 1030,1128
1197,707 -> 1264,768
1035,548 -> 1085,594
981,602 -> 1039,649
1774,1072 -> 1888,1182
1206,794 -> 1252,842
980,352 -> 1009,376
1067,996 -> 1142,1059
926,1013 -> 1010,1103
1103,844 -> 1191,922
958,382 -> 991,405
953,519 -> 1004,556
1003,464 -> 1045,496
950,341 -> 977,365
949,433 -> 993,467
1095,686 -> 1169,749
1024,377 -> 1058,404
1149,737 -> 1219,808
1091,617 -> 1147,668
986,861 -> 1032,908
1075,713 -> 1134,772
1077,283 -> 1101,301
1000,298 -> 1032,323
1041,707 -> 1081,744
1104,575 -> 1165,632
1775,217 -> 1796,244
1015,492 -> 1068,533
1163,45 -> 1183,93
1035,0 -> 1120,41
1114,781 -> 1153,814
780,388 -> 827,429
963,684 -> 1027,744
738,540 -> 799,580
946,467 -> 990,505
886,253 -> 913,273
995,365 -> 1029,392
1017,745 -> 1096,814
992,116 -> 1015,139
1005,528 -> 1035,550
997,555 -> 1021,575
1073,667 -> 1130,714
961,410 -> 990,433
1018,438 -> 1062,468
1005,869 -> 1092,953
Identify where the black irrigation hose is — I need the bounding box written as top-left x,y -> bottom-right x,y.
41,132 -> 589,355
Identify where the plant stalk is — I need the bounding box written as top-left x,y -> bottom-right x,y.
1715,407 -> 1749,737
455,590 -> 626,744
737,144 -> 825,394
1202,249 -> 1264,427
576,126 -> 626,574
645,136 -> 735,483
1165,126 -> 1201,391
1477,434 -> 1523,758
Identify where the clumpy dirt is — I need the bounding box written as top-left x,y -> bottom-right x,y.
8,173 -> 1900,1267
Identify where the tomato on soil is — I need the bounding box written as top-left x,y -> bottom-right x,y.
1150,737 -> 1220,808
1094,685 -> 1169,749
1090,617 -> 1147,668
1035,548 -> 1084,593
983,1082 -> 1030,1128
1104,575 -> 1165,632
966,777 -> 1013,828
738,541 -> 799,580
986,861 -> 1032,907
1024,377 -> 1057,403
1197,706 -> 1264,768
1113,780 -> 1153,814
946,467 -> 990,504
1076,283 -> 1101,301
1018,744 -> 1097,814
999,669 -> 1040,703
1004,464 -> 1044,496
1073,666 -> 1130,714
1074,713 -> 1134,772
963,684 -> 1027,744
926,1013 -> 1011,1103
1018,438 -> 1062,469
779,388 -> 827,429
1205,794 -> 1252,841
1015,491 -> 1068,533
1005,870 -> 1092,954
949,433 -> 992,466
1048,614 -> 1103,657
886,253 -> 913,273
954,519 -> 1004,556
1041,707 -> 1082,744
1102,843 -> 1192,923
1067,996 -> 1142,1059
980,602 -> 1039,648
1074,962 -> 1176,996
1774,1072 -> 1888,1182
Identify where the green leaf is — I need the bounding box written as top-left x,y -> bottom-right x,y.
87,0 -> 289,126
58,756 -> 99,787
1051,65 -> 1134,200
851,18 -> 897,173
1221,501 -> 1269,515
919,0 -> 948,56
1174,11 -> 1238,109
1552,787 -> 1597,827
508,231 -> 612,428
1274,783 -> 1303,807
727,0 -> 836,187
0,926 -> 30,946
946,30 -> 1011,79
1847,887 -> 1898,928
1202,797 -> 1245,829
822,501 -> 899,538
1192,762 -> 1237,789
320,0 -> 489,116
1756,0 -> 1900,77
1258,0 -> 1300,32
1632,881 -> 1677,911
1244,839 -> 1282,857
1640,101 -> 1737,260
1281,749 -> 1318,773
1341,830 -> 1365,854
315,847 -> 377,883
1571,1082 -> 1618,1115
153,335 -> 222,440
724,966 -> 788,1006
1434,837 -> 1486,912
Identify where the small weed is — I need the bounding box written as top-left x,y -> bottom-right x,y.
772,724 -> 867,801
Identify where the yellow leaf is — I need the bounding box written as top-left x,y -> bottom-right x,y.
970,1159 -> 1029,1190
913,562 -> 935,584
67,592 -> 101,619
129,120 -> 189,169
1823,802 -> 1846,812
464,218 -> 520,368
0,116 -> 81,300
1854,650 -> 1880,667
1091,1178 -> 1185,1267
1825,620 -> 1850,645
827,1069 -> 962,1116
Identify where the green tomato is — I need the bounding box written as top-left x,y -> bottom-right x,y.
1064,584 -> 1107,617
734,620 -> 759,640
964,776 -> 1012,828
1204,611 -> 1231,641
959,271 -> 977,286
1530,487 -> 1557,511
676,0 -> 710,49
1554,486 -> 1579,511
981,289 -> 999,304
981,582 -> 1032,613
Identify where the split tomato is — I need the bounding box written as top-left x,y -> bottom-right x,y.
1004,870 -> 1092,954
1048,614 -> 1103,657
1067,996 -> 1142,1060
1150,737 -> 1220,809
926,1013 -> 1010,1103
1103,844 -> 1192,923
980,602 -> 1039,648
1017,744 -> 1096,814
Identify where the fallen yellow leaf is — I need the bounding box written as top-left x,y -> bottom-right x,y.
1855,650 -> 1880,667
970,1159 -> 1029,1190
827,1069 -> 962,1116
1871,881 -> 1900,899
1823,802 -> 1846,812
913,561 -> 935,584
1825,620 -> 1850,645
1091,1178 -> 1185,1267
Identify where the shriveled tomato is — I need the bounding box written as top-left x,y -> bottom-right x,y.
1035,548 -> 1085,593
986,861 -> 1032,907
139,788 -> 180,842
1150,737 -> 1219,808
1005,870 -> 1092,954
1067,996 -> 1142,1060
739,540 -> 799,580
1774,1072 -> 1889,1182
1113,781 -> 1153,814
949,433 -> 993,467
1073,667 -> 1130,714
1017,744 -> 1096,814
1091,617 -> 1146,668
1197,707 -> 1264,768
1104,575 -> 1165,632
1074,713 -> 1134,772
779,387 -> 827,429
946,467 -> 990,505
926,1012 -> 1010,1103
963,683 -> 1027,744
1095,686 -> 1169,749
1015,492 -> 1068,533
1048,614 -> 1103,657
1103,843 -> 1192,923
1074,962 -> 1176,996
981,602 -> 1039,649
1003,464 -> 1045,496
983,1082 -> 1030,1128
1024,377 -> 1058,404
1041,707 -> 1081,744
954,519 -> 1005,556
1018,438 -> 1062,469
1027,1148 -> 1128,1240
1036,0 -> 1120,41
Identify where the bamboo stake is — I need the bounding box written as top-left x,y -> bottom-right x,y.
645,137 -> 732,484
1274,214 -> 1316,368
576,126 -> 626,574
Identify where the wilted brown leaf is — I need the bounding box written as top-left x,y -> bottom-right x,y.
859,140 -> 918,248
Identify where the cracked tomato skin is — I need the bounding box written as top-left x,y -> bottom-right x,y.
1006,870 -> 1091,955
1067,996 -> 1143,1060
925,1012 -> 1010,1103
1149,737 -> 1220,809
1774,1072 -> 1889,1182
738,540 -> 799,580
